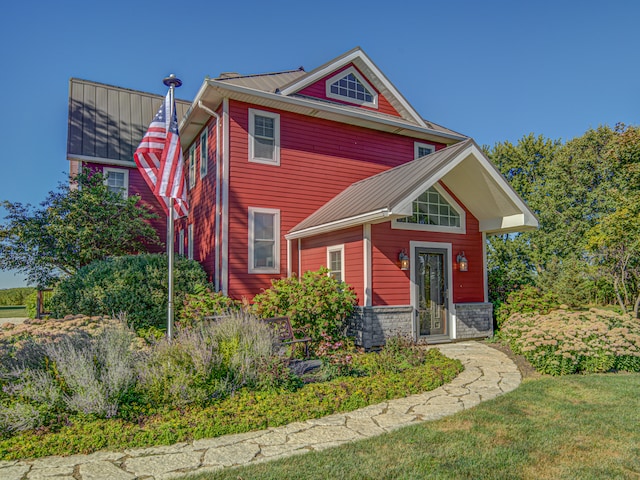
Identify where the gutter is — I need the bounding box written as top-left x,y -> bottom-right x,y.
285,208 -> 391,240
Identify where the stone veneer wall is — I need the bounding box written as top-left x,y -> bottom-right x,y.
455,302 -> 493,339
347,306 -> 414,350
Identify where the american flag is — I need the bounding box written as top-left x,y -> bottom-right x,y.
134,92 -> 189,218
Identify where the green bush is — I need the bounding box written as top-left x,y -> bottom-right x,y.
499,308 -> 640,375
178,287 -> 242,327
252,268 -> 358,342
48,254 -> 208,330
0,288 -> 35,307
495,285 -> 560,328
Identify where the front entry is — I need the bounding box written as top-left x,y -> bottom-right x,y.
415,247 -> 448,337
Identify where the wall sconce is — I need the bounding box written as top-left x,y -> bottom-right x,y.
399,249 -> 410,270
457,251 -> 468,272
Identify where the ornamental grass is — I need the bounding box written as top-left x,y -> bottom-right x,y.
500,308 -> 640,375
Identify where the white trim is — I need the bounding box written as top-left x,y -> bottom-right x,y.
297,238 -> 302,277
187,223 -> 194,260
482,232 -> 488,303
409,241 -> 455,340
248,108 -> 280,166
286,208 -> 390,240
392,183 -> 466,234
414,141 -> 435,159
325,66 -> 378,109
68,155 -> 137,168
188,144 -> 196,189
200,128 -> 208,178
287,239 -> 292,278
278,48 -> 427,128
248,207 -> 280,274
326,244 -> 345,283
363,224 -> 372,307
221,98 -> 230,294
178,229 -> 185,257
103,167 -> 129,199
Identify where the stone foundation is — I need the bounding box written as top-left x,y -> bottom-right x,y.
454,302 -> 493,339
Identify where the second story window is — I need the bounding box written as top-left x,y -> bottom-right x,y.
325,66 -> 378,108
249,109 -> 280,166
200,129 -> 208,178
103,168 -> 128,199
189,144 -> 196,189
415,142 -> 435,159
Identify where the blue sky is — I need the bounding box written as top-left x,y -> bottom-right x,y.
1,0 -> 638,288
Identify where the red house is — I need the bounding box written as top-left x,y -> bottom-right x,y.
67,48 -> 537,348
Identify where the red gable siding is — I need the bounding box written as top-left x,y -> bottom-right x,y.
296,63 -> 402,117
300,227 -> 364,305
371,186 -> 484,306
225,100 -> 447,301
85,163 -> 167,252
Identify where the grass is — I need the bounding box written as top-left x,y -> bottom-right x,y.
182,374 -> 640,480
0,306 -> 27,318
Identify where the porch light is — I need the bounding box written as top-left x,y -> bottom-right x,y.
457,251 -> 468,272
399,249 -> 410,270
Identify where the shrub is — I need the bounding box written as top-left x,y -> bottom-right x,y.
500,308 -> 640,375
495,285 -> 560,328
136,312 -> 278,407
178,287 -> 242,327
252,268 -> 358,342
49,254 -> 208,330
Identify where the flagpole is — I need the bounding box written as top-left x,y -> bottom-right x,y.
163,74 -> 182,341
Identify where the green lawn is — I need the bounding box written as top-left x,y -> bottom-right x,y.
185,374 -> 640,480
0,306 -> 27,318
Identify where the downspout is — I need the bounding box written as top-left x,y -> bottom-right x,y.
197,101 -> 222,291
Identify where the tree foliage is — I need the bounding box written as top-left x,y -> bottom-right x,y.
487,124 -> 640,317
0,171 -> 160,287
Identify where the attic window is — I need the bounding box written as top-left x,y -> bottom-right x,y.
325,66 -> 378,108
393,185 -> 466,234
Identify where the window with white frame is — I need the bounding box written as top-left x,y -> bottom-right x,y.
325,66 -> 378,108
187,224 -> 194,260
415,142 -> 435,159
393,184 -> 466,234
327,245 -> 345,283
103,168 -> 129,199
189,144 -> 196,189
200,129 -> 208,178
178,229 -> 184,256
248,207 -> 280,274
249,109 -> 280,165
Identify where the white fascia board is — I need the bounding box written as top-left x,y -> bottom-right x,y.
68,154 -> 136,168
205,80 -> 466,142
279,49 -> 427,128
178,79 -> 210,130
285,209 -> 390,240
480,214 -> 539,234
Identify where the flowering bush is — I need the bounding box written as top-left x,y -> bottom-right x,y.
500,308 -> 640,375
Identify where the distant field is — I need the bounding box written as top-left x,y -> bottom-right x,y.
0,306 -> 27,318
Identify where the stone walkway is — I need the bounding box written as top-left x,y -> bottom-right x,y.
0,341 -> 521,480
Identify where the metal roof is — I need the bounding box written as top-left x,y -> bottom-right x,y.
67,78 -> 191,164
289,140 -> 474,234
215,69 -> 306,93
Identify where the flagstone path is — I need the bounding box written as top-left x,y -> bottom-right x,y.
1,341 -> 521,480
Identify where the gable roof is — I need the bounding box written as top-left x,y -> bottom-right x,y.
278,47 -> 427,127
67,78 -> 191,166
287,139 -> 538,239
214,68 -> 306,92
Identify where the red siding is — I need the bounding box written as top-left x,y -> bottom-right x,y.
297,63 -> 402,117
225,100 -> 447,300
371,186 -> 484,306
300,227 -> 364,305
85,163 -> 167,251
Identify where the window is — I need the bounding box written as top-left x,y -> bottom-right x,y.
248,207 -> 280,274
327,245 -> 345,283
325,66 -> 378,108
103,168 -> 128,199
189,144 -> 196,189
200,130 -> 208,178
393,184 -> 466,234
415,142 -> 435,159
249,109 -> 280,165
187,224 -> 194,260
178,229 -> 184,256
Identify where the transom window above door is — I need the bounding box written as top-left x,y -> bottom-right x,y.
393,185 -> 466,234
325,66 -> 378,108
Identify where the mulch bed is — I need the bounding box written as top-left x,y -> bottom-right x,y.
485,341 -> 541,380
